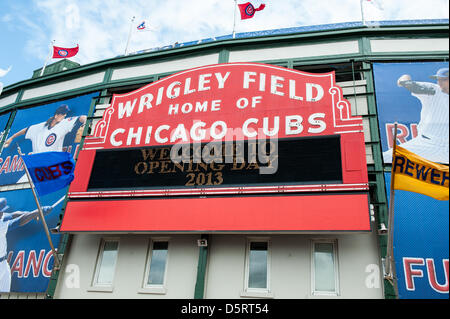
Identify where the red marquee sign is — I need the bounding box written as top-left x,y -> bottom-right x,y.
69,63 -> 368,197
61,63 -> 370,232
84,63 -> 362,149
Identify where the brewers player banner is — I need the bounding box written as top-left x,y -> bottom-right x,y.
0,187 -> 67,292
0,92 -> 98,186
385,173 -> 449,299
373,62 -> 449,165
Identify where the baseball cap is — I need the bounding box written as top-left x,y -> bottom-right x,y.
429,67 -> 449,80
55,104 -> 70,115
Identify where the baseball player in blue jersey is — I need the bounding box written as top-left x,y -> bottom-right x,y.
0,198 -> 52,292
383,67 -> 449,164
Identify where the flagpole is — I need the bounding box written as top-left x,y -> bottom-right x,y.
360,0 -> 367,26
125,16 -> 136,55
385,122 -> 399,297
40,40 -> 55,77
17,146 -> 61,269
232,0 -> 237,38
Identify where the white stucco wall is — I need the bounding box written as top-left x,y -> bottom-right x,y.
54,234 -> 199,299
54,231 -> 383,299
205,233 -> 383,299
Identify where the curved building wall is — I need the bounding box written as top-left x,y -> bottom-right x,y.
0,21 -> 448,299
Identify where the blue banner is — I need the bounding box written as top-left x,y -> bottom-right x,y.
385,173 -> 449,299
0,187 -> 66,292
0,92 -> 97,186
373,62 -> 449,165
22,151 -> 75,196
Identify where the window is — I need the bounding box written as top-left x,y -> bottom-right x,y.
139,239 -> 169,294
312,240 -> 339,295
91,239 -> 119,290
293,62 -> 364,83
242,239 -> 272,297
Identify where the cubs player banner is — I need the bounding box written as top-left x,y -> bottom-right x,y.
373,62 -> 449,165
392,145 -> 449,201
0,92 -> 98,187
0,188 -> 67,292
385,173 -> 449,299
21,151 -> 75,196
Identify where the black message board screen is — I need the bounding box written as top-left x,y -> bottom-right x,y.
87,136 -> 342,190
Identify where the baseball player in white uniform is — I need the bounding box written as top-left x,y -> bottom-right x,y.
383,67 -> 449,164
3,104 -> 86,183
0,197 -> 52,292
3,104 -> 86,153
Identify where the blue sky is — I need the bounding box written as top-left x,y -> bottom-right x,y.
0,0 -> 448,89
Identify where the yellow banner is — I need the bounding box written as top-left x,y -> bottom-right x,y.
392,146 -> 449,200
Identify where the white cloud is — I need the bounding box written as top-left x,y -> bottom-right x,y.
1,14 -> 13,23
13,0 -> 449,67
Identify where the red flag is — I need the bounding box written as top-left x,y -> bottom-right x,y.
52,45 -> 79,59
238,2 -> 266,20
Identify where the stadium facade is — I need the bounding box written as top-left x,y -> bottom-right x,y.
0,20 -> 448,299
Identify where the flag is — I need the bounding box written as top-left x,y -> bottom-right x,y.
364,0 -> 383,10
21,151 -> 76,196
136,20 -> 150,31
238,2 -> 266,20
360,0 -> 384,25
392,146 -> 449,201
52,44 -> 79,59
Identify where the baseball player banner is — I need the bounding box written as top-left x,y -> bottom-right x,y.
21,151 -> 75,196
0,92 -> 98,186
385,172 -> 449,299
0,187 -> 66,292
373,62 -> 449,165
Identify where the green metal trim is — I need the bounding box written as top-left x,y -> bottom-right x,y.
3,23 -> 446,95
7,85 -> 106,111
1,45 -> 447,112
0,91 -> 21,113
360,37 -> 372,55
14,89 -> 24,103
363,61 -> 397,299
218,49 -> 230,64
106,76 -> 155,89
102,67 -> 113,84
45,94 -> 101,299
45,234 -> 71,299
194,234 -> 209,299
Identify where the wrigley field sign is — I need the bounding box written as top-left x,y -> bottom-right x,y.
62,63 -> 371,232
70,63 -> 368,197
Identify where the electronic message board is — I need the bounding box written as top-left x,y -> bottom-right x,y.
87,136 -> 343,191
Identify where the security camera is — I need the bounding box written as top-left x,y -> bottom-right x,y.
378,223 -> 388,235
197,239 -> 208,247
